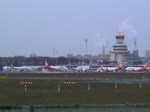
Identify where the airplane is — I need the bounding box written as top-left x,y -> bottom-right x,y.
74,60 -> 93,72
75,65 -> 91,72
96,63 -> 123,72
44,61 -> 69,72
125,63 -> 149,72
3,64 -> 43,72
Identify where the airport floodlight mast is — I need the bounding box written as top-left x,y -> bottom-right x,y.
85,38 -> 88,55
53,48 -> 55,57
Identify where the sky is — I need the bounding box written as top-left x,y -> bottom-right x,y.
0,0 -> 150,57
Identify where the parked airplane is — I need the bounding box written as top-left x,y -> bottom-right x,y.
125,63 -> 149,72
44,61 -> 69,72
75,65 -> 91,72
74,60 -> 93,72
96,63 -> 123,72
3,64 -> 43,72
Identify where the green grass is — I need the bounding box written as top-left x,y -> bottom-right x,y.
0,79 -> 150,105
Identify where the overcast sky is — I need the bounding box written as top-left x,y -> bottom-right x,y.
0,0 -> 150,57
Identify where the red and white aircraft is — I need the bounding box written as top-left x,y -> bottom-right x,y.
44,61 -> 69,72
96,63 -> 123,72
125,63 -> 149,72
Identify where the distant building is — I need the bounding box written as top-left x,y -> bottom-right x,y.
98,53 -> 110,64
110,32 -> 129,64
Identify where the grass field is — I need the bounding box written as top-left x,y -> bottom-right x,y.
0,78 -> 150,105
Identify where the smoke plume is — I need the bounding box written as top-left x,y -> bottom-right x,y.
119,19 -> 137,41
119,19 -> 137,50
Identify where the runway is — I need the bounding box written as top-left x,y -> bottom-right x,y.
2,76 -> 150,84
1,72 -> 150,84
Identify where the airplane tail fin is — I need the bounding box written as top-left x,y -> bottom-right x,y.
44,60 -> 55,71
10,64 -> 14,69
100,65 -> 105,72
45,61 -> 49,67
89,59 -> 92,68
116,62 -> 123,70
143,62 -> 148,68
10,64 -> 15,71
119,62 -> 123,67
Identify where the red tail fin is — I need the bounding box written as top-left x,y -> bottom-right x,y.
143,63 -> 147,68
44,61 -> 55,71
116,62 -> 123,70
119,63 -> 123,67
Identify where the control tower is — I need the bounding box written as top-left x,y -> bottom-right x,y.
110,32 -> 129,64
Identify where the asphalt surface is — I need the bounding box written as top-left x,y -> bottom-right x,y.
0,72 -> 150,84
1,76 -> 150,84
